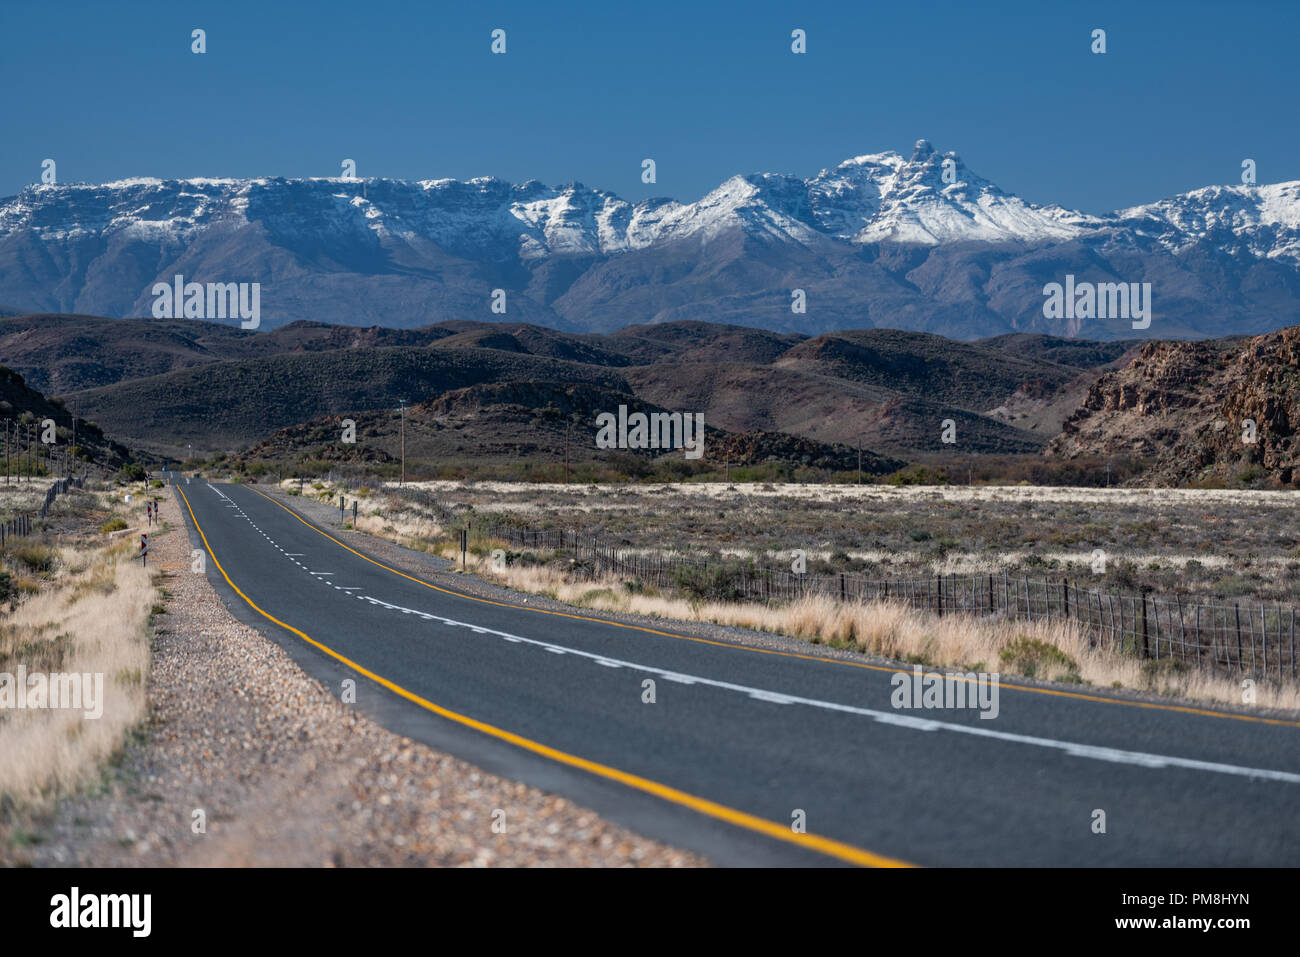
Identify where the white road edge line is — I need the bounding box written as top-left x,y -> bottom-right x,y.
353,592 -> 1300,786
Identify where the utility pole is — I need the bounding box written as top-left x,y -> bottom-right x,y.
398,399 -> 408,487
564,421 -> 570,484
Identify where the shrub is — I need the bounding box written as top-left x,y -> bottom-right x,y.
671,563 -> 746,603
999,635 -> 1080,681
577,588 -> 617,607
13,543 -> 58,575
1109,559 -> 1139,590
1139,658 -> 1191,685
100,517 -> 128,533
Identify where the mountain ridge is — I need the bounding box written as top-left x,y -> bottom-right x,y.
3,142 -> 1299,339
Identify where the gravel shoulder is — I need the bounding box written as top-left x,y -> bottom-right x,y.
17,488 -> 703,867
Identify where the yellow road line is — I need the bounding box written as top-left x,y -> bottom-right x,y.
245,485 -> 1300,731
177,485 -> 913,868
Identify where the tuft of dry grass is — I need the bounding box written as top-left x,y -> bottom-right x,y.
0,537 -> 154,807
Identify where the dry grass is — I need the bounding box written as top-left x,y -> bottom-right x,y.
0,536 -> 155,807
354,478 -> 1300,606
0,482 -> 60,513
352,508 -> 444,545
451,546 -> 1300,713
279,479 -> 445,545
394,479 -> 1300,510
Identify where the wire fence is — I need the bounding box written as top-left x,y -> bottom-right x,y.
0,471 -> 88,547
473,521 -> 1298,684
325,479 -> 1300,684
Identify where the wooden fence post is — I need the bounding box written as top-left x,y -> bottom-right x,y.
1152,597 -> 1161,659
1290,609 -> 1296,680
1139,595 -> 1150,659
1176,596 -> 1186,663
1234,603 -> 1243,672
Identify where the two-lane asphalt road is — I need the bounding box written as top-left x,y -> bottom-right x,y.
177,482 -> 1300,866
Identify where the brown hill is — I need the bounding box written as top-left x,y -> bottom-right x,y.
0,314 -> 460,394
0,365 -> 131,471
604,321 -> 807,365
67,348 -> 630,458
244,380 -> 904,476
3,313 -> 1112,463
977,333 -> 1142,370
625,358 -> 1045,455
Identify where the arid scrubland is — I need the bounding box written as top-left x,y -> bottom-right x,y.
0,484 -> 159,812
311,479 -> 1300,603
285,479 -> 1300,711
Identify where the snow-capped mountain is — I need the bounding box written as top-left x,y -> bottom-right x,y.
2,139 -> 1299,339
805,141 -> 1104,246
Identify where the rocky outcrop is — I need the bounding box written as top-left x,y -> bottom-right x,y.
1047,327 -> 1300,486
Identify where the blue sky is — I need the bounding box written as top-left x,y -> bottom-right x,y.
3,0 -> 1296,213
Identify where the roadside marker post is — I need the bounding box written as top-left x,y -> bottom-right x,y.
460,529 -> 467,569
352,500 -> 357,526
140,533 -> 148,567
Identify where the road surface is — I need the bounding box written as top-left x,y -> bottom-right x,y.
176,482 -> 1300,866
